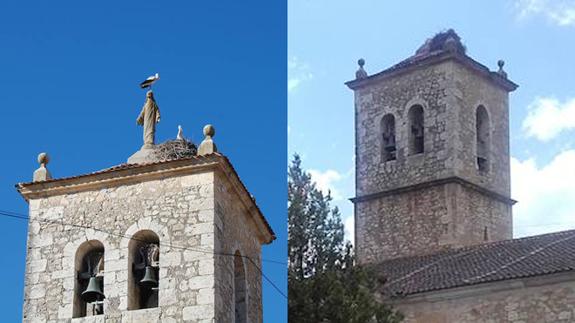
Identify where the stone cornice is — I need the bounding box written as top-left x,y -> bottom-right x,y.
17,158 -> 216,200
16,154 -> 275,244
351,176 -> 516,206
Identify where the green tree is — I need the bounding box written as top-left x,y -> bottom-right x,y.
288,154 -> 403,323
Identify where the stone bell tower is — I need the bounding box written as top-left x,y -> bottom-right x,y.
18,89 -> 275,322
346,30 -> 518,264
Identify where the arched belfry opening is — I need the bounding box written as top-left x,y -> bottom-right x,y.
408,105 -> 424,155
381,114 -> 397,162
234,251 -> 247,323
128,230 -> 160,310
476,105 -> 490,172
74,240 -> 105,318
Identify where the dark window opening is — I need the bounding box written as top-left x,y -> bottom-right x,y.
408,105 -> 425,155
74,241 -> 105,318
234,251 -> 247,323
476,106 -> 490,173
381,114 -> 396,161
129,230 -> 160,310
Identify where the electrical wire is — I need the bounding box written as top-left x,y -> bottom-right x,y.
0,209 -> 287,299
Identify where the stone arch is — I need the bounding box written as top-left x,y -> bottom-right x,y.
234,250 -> 248,323
73,240 -> 105,318
122,218 -> 170,251
476,105 -> 490,172
381,113 -> 397,162
407,104 -> 425,155
127,229 -> 160,310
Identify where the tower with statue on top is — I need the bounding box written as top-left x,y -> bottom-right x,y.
18,75 -> 275,323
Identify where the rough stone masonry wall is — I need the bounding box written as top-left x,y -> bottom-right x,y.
354,61 -> 454,197
356,184 -> 449,263
214,172 -> 263,323
451,63 -> 511,197
356,182 -> 512,264
354,60 -> 513,262
23,171 -> 218,323
354,60 -> 511,197
395,273 -> 575,323
453,183 -> 512,245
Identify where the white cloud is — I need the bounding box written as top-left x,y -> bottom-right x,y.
288,79 -> 302,92
308,166 -> 354,202
511,150 -> 575,237
308,169 -> 343,200
522,97 -> 575,141
516,0 -> 575,26
288,56 -> 313,93
343,215 -> 354,245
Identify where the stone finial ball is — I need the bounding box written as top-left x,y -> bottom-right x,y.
358,58 -> 365,67
38,152 -> 49,165
498,60 -> 505,68
203,124 -> 215,137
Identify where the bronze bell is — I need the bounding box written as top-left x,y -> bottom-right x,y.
81,276 -> 105,303
139,266 -> 158,289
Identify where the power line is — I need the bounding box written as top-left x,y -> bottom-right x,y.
0,209 -> 287,299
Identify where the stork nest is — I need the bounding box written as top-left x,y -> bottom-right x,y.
152,139 -> 198,161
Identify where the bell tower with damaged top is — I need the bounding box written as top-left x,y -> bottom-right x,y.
18,86 -> 275,322
347,30 -> 518,264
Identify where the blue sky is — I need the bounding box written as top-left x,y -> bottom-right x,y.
0,2 -> 286,322
288,0 -> 575,244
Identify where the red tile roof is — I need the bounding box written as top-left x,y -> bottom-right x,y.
374,229 -> 575,297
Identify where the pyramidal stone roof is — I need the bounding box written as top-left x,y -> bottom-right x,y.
386,29 -> 466,73
374,229 -> 575,297
346,29 -> 518,92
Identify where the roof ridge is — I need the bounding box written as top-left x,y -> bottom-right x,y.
17,153 -> 225,186
450,229 -> 575,253
462,231 -> 575,284
377,229 -> 575,265
461,229 -> 575,251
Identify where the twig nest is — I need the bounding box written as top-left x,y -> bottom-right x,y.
152,139 -> 197,161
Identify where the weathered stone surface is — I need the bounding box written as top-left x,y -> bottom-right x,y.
214,171 -> 264,323
33,153 -> 52,182
348,31 -> 575,323
356,182 -> 512,262
395,273 -> 575,323
352,59 -> 513,263
22,165 -> 265,322
126,147 -> 156,164
198,125 -> 217,156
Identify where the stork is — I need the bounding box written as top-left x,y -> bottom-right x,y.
140,73 -> 160,89
177,125 -> 184,140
